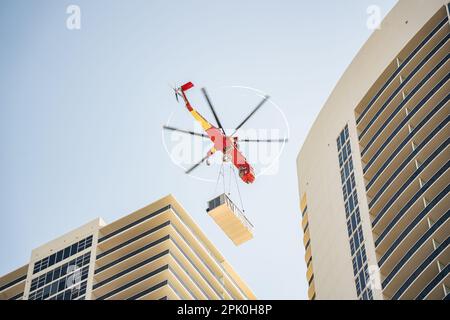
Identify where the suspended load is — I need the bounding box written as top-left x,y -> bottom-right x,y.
207,194 -> 253,246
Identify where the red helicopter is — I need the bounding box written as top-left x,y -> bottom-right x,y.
163,82 -> 287,184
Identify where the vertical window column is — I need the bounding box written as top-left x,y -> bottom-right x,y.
337,125 -> 373,300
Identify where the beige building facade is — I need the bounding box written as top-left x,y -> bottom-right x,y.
297,0 -> 449,300
0,195 -> 255,300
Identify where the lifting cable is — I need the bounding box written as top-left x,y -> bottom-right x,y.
228,164 -> 232,196
231,165 -> 245,212
214,161 -> 224,196
213,162 -> 245,213
221,162 -> 226,194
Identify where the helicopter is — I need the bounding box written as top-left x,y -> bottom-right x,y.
163,82 -> 288,184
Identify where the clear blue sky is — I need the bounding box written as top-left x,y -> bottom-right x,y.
0,0 -> 396,299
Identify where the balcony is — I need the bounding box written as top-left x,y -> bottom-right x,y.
370,143 -> 448,226
362,72 -> 449,177
357,16 -> 449,136
207,194 -> 254,246
355,14 -> 449,128
366,109 -> 449,197
381,216 -> 449,298
378,188 -> 449,271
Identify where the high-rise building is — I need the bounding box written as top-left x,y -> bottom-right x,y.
296,0 -> 449,300
0,195 -> 255,300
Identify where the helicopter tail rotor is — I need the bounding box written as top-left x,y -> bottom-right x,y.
168,83 -> 181,103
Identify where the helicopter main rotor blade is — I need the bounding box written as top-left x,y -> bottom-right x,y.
240,138 -> 288,143
201,87 -> 225,134
163,125 -> 208,138
185,154 -> 210,174
231,95 -> 270,136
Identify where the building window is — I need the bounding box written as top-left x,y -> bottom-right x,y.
337,124 -> 373,300
29,252 -> 90,300
32,235 -> 93,274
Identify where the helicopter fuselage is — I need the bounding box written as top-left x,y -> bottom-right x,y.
179,82 -> 255,184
